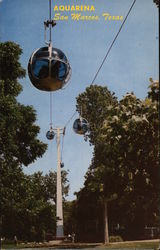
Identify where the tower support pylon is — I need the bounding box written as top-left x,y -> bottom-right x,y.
53,127 -> 64,238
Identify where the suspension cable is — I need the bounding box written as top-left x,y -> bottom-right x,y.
61,128 -> 65,162
63,0 -> 136,129
64,110 -> 77,128
49,0 -> 52,43
91,0 -> 136,84
50,92 -> 53,128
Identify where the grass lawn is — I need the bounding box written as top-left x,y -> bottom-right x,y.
1,244 -> 23,249
101,240 -> 160,249
1,239 -> 160,249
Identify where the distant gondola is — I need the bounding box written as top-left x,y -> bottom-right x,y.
46,130 -> 55,140
73,118 -> 89,135
60,162 -> 64,168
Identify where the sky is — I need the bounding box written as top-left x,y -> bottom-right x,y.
0,0 -> 159,200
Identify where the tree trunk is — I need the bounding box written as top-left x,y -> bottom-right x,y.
104,200 -> 109,244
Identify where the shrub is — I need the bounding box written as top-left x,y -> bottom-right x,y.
109,235 -> 123,242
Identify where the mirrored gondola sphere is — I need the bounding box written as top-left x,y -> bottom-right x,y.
28,47 -> 71,91
46,130 -> 55,140
73,118 -> 89,135
61,162 -> 64,168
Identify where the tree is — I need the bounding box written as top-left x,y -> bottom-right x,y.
153,0 -> 159,8
76,84 -> 117,145
2,169 -> 70,241
42,170 -> 69,203
73,80 -> 159,241
0,41 -> 47,239
0,42 -> 47,168
75,85 -> 118,242
97,86 -> 159,239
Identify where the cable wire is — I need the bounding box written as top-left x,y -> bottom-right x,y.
64,110 -> 77,127
63,0 -> 136,129
49,0 -> 52,43
50,92 -> 53,127
91,0 -> 136,84
61,131 -> 65,162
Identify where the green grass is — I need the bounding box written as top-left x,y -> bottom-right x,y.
1,240 -> 160,249
100,240 -> 160,249
1,244 -> 23,249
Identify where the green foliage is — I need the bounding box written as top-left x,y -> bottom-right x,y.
148,78 -> 159,102
0,41 -> 47,214
71,79 -> 159,241
0,42 -> 25,96
0,41 -> 47,169
72,187 -> 104,242
153,0 -> 159,8
1,170 -> 69,241
109,235 -> 123,242
76,84 -> 117,144
63,201 -> 76,235
0,41 -> 61,241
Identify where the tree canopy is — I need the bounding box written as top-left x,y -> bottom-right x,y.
72,80 -> 159,241
0,41 -> 47,215
0,42 -> 47,168
153,0 -> 159,8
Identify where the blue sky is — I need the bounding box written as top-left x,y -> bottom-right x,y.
0,0 -> 159,200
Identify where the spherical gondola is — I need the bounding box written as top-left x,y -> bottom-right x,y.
60,162 -> 64,168
28,47 -> 71,91
73,118 -> 89,135
46,130 -> 55,140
